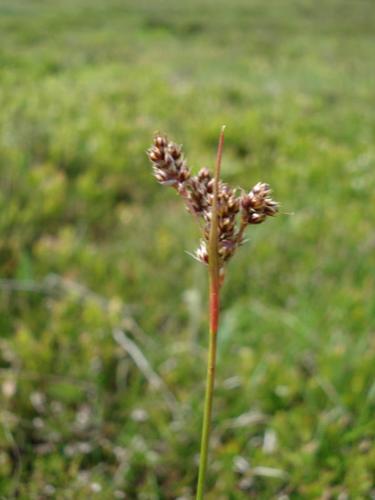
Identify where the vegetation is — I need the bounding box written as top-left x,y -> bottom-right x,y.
0,0 -> 374,497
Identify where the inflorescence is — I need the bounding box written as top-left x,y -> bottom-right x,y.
148,134 -> 278,277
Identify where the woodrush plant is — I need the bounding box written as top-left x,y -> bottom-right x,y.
147,127 -> 278,498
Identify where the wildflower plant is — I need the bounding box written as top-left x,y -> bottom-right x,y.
148,127 -> 278,498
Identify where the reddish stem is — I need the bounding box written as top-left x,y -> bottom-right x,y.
196,126 -> 225,500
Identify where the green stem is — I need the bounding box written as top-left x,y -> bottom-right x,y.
196,126 -> 225,500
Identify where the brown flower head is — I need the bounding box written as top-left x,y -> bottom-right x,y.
148,134 -> 279,277
241,182 -> 278,225
148,135 -> 190,189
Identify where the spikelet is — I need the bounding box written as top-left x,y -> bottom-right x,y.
148,135 -> 190,188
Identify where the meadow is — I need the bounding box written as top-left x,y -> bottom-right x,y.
0,0 -> 375,497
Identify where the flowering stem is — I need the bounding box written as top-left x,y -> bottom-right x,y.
235,220 -> 248,246
196,126 -> 225,500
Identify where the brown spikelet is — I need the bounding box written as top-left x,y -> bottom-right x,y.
241,182 -> 279,225
148,134 -> 190,188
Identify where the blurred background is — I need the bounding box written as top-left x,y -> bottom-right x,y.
1,0 -> 375,498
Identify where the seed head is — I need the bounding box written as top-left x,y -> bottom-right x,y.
203,181 -> 240,265
241,182 -> 279,225
186,167 -> 213,216
148,134 -> 190,188
147,134 -> 279,280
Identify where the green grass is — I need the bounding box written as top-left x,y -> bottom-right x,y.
1,0 -> 375,497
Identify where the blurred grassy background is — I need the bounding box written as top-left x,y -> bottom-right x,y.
1,0 -> 375,498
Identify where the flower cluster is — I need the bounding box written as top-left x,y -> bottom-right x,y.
147,134 -> 278,274
241,182 -> 278,224
148,135 -> 190,189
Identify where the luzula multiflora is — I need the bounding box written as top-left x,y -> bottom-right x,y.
148,130 -> 278,499
148,133 -> 279,281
